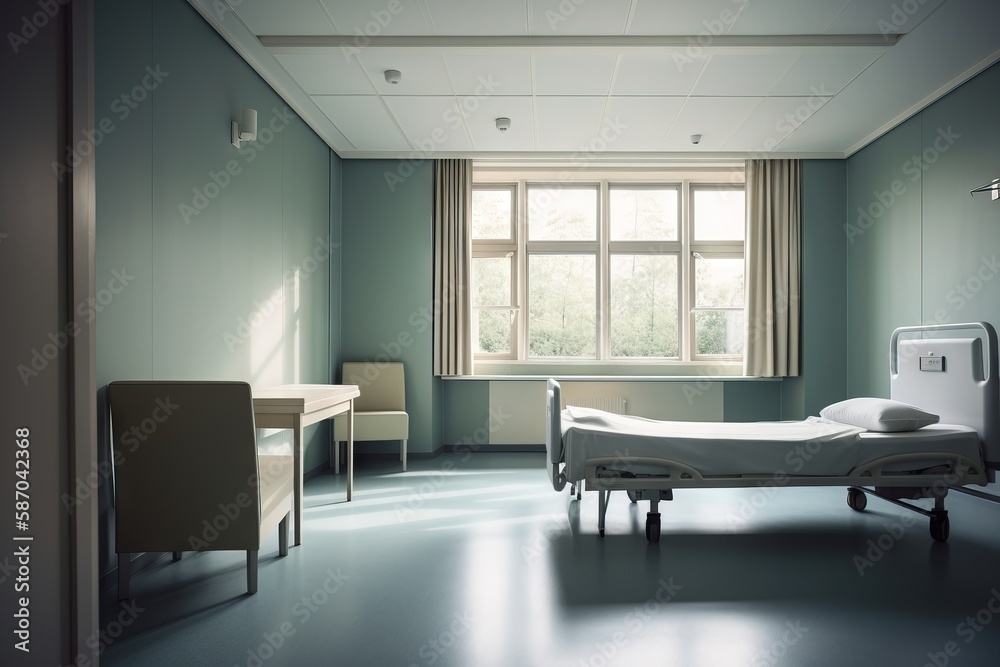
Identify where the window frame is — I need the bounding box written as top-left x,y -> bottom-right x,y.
470,185 -> 518,360
471,166 -> 746,368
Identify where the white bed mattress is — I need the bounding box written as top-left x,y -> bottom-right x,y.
560,407 -> 982,481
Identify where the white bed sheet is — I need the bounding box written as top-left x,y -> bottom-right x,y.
560,407 -> 981,482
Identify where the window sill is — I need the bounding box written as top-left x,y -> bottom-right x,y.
446,360 -> 780,381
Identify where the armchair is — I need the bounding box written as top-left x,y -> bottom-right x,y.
333,362 -> 409,472
108,381 -> 292,599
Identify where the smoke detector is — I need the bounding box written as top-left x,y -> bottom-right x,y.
384,69 -> 401,85
496,117 -> 511,132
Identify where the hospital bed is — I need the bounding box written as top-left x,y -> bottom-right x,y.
545,322 -> 1000,543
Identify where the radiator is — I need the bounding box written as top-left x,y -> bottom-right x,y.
566,396 -> 627,415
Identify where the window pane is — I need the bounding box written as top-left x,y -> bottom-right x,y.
695,257 -> 744,308
475,310 -> 512,354
694,188 -> 745,240
528,254 -> 596,357
527,186 -> 597,240
471,189 -> 512,239
472,256 -> 511,306
695,310 -> 745,355
610,255 -> 678,358
609,188 -> 678,240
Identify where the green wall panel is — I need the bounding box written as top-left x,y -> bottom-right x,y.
341,159 -> 438,454
920,64 -> 1000,330
724,382 -> 781,422
846,116 -> 923,398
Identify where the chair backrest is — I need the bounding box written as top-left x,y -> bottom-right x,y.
107,381 -> 262,553
341,362 -> 406,412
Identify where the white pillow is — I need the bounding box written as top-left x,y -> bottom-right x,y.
819,397 -> 939,432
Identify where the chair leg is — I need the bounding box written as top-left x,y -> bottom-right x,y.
247,551 -> 258,594
278,513 -> 289,557
333,441 -> 340,475
172,551 -> 182,562
401,439 -> 407,472
118,553 -> 131,601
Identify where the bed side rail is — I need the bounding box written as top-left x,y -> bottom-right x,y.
848,452 -> 988,486
546,379 -> 566,491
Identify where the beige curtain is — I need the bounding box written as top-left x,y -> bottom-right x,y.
433,159 -> 473,376
744,159 -> 801,377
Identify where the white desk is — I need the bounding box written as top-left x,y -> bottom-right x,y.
253,384 -> 360,546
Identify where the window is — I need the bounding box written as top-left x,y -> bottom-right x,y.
471,168 -> 745,365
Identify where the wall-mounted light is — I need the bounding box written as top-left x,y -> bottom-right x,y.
231,108 -> 257,148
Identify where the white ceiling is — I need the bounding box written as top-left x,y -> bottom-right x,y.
192,0 -> 1000,159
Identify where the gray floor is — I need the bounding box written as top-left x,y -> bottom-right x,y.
101,452 -> 1000,667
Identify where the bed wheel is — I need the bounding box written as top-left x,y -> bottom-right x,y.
847,488 -> 867,512
930,512 -> 950,543
627,490 -> 638,503
576,487 -> 582,501
645,512 -> 661,543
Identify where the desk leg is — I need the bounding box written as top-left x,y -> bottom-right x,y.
293,414 -> 304,547
346,400 -> 354,501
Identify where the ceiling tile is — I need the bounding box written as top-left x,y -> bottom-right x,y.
274,54 -> 375,94
443,53 -> 533,96
313,95 -> 411,151
228,0 -> 337,35
533,53 -> 617,95
612,50 -> 707,95
424,0 -> 528,35
383,96 -> 474,152
826,0 -> 946,35
463,96 -> 535,151
528,0 -> 631,35
691,54 -> 799,96
660,97 -> 762,151
768,52 -> 881,96
723,96 -> 832,152
357,53 -> 453,94
534,97 -> 608,152
731,0 -> 852,34
318,0 -> 433,35
602,97 -> 685,151
627,0 -> 747,35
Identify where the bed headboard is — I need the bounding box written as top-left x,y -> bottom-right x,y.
890,322 -> 999,473
546,379 -> 566,491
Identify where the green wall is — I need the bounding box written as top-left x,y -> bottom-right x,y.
846,62 -> 1000,397
341,159 -> 441,454
96,0 -> 338,575
781,159 -> 849,419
